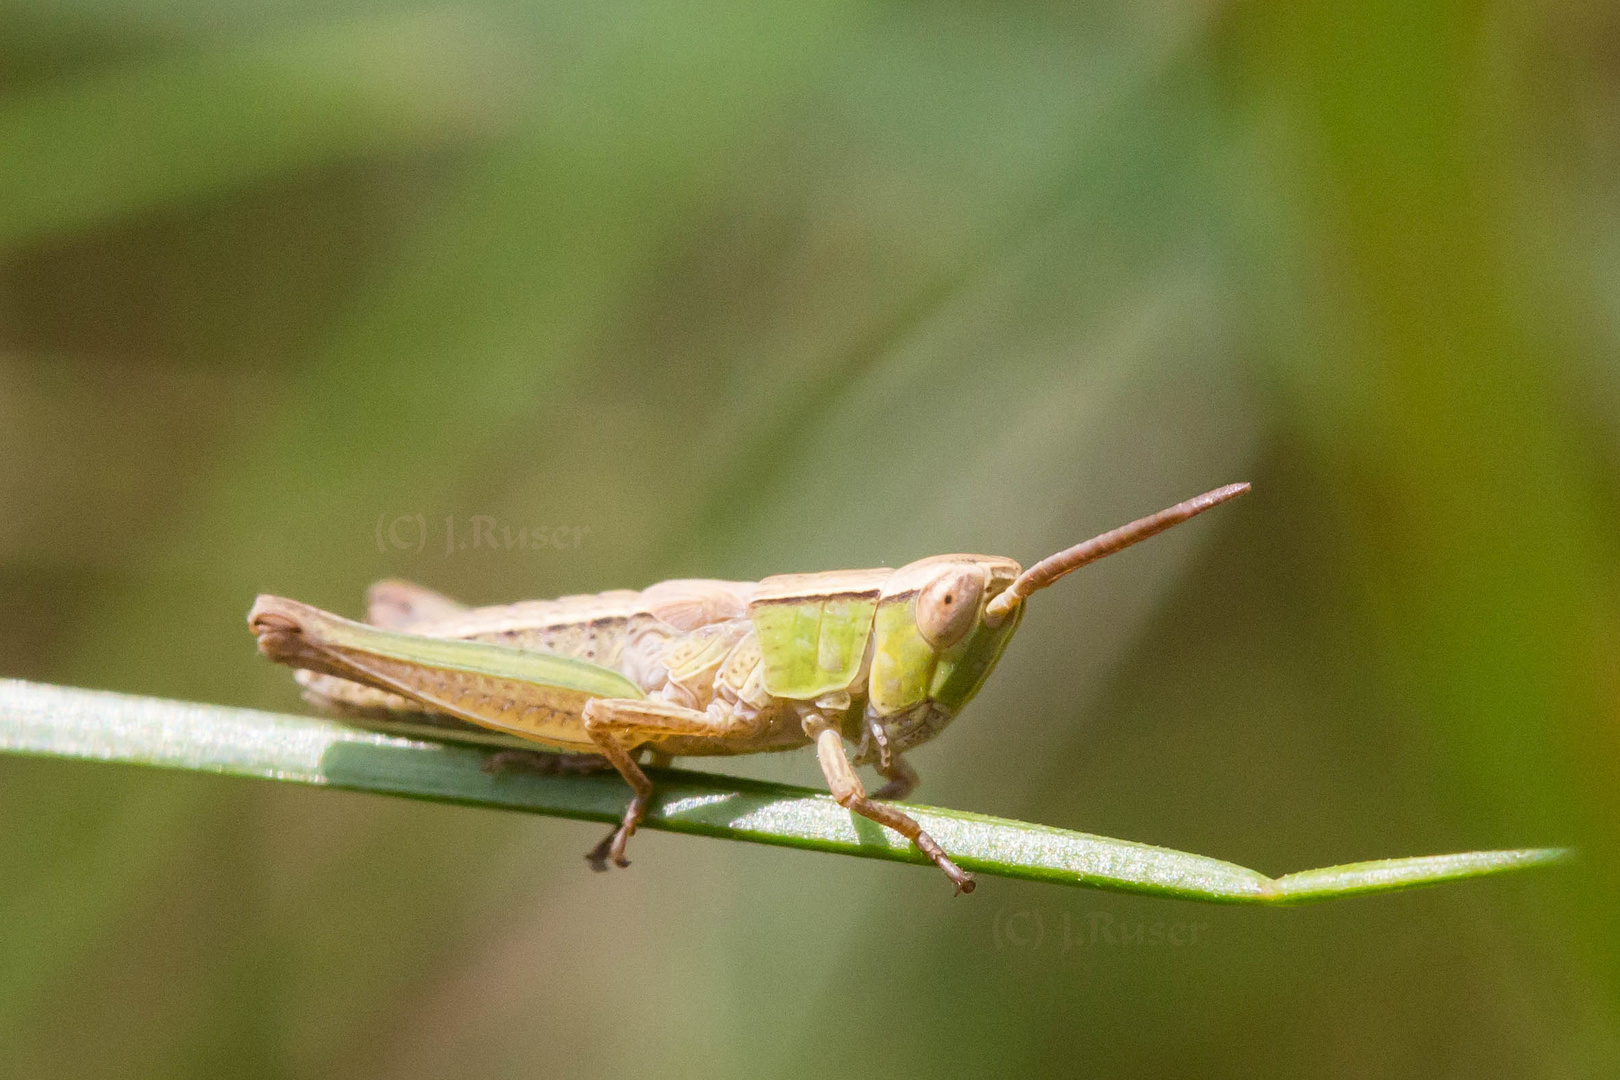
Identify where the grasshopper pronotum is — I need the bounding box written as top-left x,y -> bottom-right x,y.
249,483 -> 1248,893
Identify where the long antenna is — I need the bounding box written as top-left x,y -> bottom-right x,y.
984,482 -> 1250,624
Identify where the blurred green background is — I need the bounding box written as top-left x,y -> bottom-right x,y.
1,0 -> 1618,1075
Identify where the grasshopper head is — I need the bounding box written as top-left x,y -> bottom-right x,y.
858,483 -> 1249,763
861,554 -> 1025,760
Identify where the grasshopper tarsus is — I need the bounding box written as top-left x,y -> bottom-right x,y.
911,827 -> 973,894
608,792 -> 649,867
583,783 -> 648,872
584,822 -> 635,871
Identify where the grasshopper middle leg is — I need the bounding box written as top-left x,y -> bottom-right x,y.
580,698 -> 759,871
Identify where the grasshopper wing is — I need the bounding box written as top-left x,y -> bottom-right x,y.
365,579 -> 469,629
250,595 -> 643,751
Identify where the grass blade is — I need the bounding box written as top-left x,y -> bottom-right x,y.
0,678 -> 1568,902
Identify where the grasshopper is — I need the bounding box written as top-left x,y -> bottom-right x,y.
249,483 -> 1247,893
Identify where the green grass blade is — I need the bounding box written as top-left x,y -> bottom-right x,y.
0,679 -> 1569,902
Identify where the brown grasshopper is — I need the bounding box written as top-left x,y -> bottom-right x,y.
249,483 -> 1248,893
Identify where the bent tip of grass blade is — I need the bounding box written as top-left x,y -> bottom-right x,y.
1257,845 -> 1574,905
901,805 -> 1570,902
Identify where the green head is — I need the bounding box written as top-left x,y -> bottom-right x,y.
867,554 -> 1023,718
860,482 -> 1250,761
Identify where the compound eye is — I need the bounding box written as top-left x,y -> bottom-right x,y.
916,565 -> 987,650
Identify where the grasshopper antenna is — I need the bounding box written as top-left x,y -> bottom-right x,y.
984,482 -> 1250,624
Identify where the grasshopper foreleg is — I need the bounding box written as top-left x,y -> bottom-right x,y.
872,755 -> 918,801
580,698 -> 760,871
806,719 -> 973,895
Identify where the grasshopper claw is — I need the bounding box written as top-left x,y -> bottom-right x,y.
585,833 -> 617,872
586,818 -> 637,871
